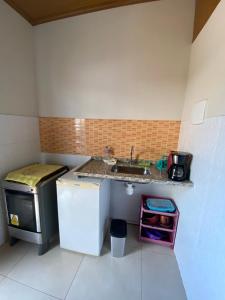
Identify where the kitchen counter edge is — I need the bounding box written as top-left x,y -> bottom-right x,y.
73,159 -> 193,187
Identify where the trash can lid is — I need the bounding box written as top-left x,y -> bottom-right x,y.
110,219 -> 127,238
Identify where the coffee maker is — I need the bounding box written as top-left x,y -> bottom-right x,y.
167,151 -> 192,181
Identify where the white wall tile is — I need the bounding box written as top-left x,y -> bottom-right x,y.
175,116 -> 225,300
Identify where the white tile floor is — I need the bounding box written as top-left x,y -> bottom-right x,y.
0,225 -> 186,300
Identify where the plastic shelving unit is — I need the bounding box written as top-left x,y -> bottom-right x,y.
139,194 -> 179,249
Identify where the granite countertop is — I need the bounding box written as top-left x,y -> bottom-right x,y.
73,158 -> 193,186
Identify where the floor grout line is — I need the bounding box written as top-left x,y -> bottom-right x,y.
4,276 -> 61,300
1,242 -> 31,277
0,226 -> 179,300
64,255 -> 85,300
3,242 -> 62,299
0,274 -> 7,284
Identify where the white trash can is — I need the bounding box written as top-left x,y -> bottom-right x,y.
110,219 -> 127,258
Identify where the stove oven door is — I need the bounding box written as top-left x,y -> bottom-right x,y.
4,190 -> 41,233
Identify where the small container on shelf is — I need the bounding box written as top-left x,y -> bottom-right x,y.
139,194 -> 179,249
159,215 -> 172,228
142,213 -> 159,226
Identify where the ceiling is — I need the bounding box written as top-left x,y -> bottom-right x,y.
4,0 -> 221,40
4,0 -> 157,26
193,0 -> 221,40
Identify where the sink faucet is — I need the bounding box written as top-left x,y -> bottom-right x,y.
130,146 -> 135,165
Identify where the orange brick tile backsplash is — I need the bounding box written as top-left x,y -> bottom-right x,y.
39,117 -> 181,161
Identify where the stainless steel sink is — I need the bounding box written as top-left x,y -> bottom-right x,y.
111,164 -> 151,176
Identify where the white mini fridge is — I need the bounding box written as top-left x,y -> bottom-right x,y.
56,170 -> 110,256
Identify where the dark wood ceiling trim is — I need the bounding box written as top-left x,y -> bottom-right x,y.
4,0 -> 158,26
32,0 -> 157,25
193,0 -> 221,41
4,0 -> 34,25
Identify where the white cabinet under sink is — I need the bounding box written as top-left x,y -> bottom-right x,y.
56,170 -> 110,256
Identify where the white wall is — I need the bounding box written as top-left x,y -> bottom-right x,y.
174,1 -> 225,299
40,153 -> 90,168
182,0 -> 225,121
0,1 -> 37,117
35,0 -> 195,120
0,2 -> 40,245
